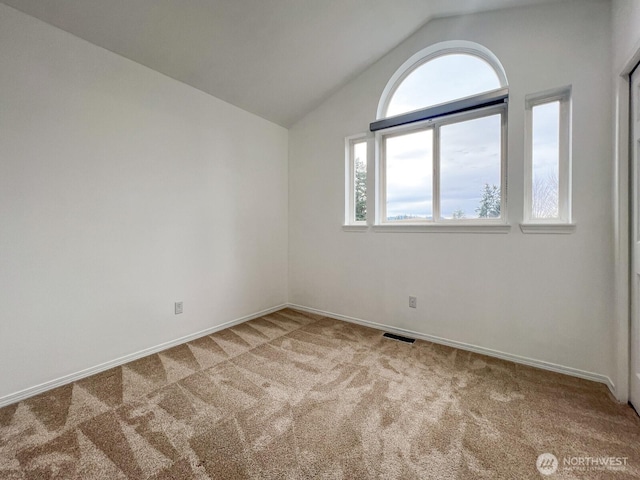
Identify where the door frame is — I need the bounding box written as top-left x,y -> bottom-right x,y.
628,61 -> 640,410
614,46 -> 640,404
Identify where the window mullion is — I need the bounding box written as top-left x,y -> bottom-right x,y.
500,111 -> 508,222
523,106 -> 533,223
433,125 -> 440,222
559,97 -> 571,222
380,135 -> 387,224
365,135 -> 374,225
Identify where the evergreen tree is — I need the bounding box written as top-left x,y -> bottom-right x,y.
355,156 -> 367,221
476,183 -> 501,218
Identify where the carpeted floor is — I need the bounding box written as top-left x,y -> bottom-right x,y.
0,308 -> 639,479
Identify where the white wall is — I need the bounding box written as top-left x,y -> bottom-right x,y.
611,0 -> 640,401
0,4 -> 288,402
289,0 -> 615,385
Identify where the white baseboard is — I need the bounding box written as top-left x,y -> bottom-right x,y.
288,303 -> 618,399
0,304 -> 287,408
1,302 -> 619,408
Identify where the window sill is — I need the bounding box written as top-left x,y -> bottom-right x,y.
519,223 -> 576,234
342,224 -> 369,232
372,223 -> 511,234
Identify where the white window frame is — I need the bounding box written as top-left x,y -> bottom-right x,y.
375,104 -> 508,230
371,40 -> 511,233
522,86 -> 574,234
343,133 -> 372,231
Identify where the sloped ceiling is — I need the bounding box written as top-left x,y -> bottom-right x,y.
1,0 -> 562,126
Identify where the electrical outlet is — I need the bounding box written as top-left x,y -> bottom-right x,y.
409,296 -> 417,308
175,302 -> 183,315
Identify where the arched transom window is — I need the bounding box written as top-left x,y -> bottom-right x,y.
385,53 -> 503,117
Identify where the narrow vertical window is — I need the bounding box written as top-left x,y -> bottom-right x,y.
524,87 -> 572,227
532,101 -> 560,219
353,141 -> 367,222
345,135 -> 369,226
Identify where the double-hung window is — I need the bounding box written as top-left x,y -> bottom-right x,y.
371,41 -> 509,229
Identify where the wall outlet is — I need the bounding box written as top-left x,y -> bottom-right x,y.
409,296 -> 417,308
175,302 -> 183,315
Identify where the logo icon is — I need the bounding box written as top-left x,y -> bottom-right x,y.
536,453 -> 559,475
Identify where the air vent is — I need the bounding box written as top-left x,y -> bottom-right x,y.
382,332 -> 415,344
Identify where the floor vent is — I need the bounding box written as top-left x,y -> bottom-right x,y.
382,332 -> 415,344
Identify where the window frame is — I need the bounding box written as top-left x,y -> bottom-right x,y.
344,133 -> 372,229
376,103 -> 508,227
522,86 -> 573,230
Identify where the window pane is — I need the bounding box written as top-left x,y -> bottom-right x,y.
353,141 -> 367,221
385,130 -> 433,221
440,114 -> 502,219
532,101 -> 560,219
386,54 -> 501,117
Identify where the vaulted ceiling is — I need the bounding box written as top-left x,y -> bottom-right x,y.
1,0 -> 562,126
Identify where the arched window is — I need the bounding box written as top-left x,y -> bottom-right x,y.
371,41 -> 509,227
378,42 -> 508,119
385,53 -> 503,117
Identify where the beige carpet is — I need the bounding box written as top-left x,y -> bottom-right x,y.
0,308 -> 638,479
